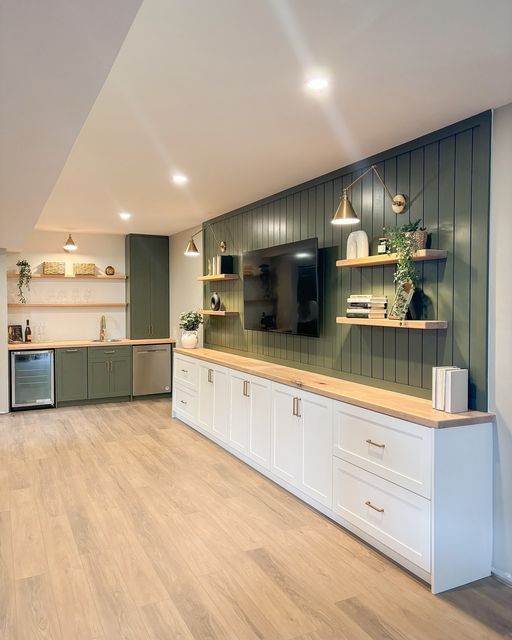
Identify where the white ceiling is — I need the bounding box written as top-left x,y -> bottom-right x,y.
34,0 -> 512,237
0,0 -> 142,250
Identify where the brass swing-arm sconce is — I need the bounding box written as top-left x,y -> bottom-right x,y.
184,224 -> 227,256
331,164 -> 407,225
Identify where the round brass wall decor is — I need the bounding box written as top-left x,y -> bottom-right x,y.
105,265 -> 115,276
392,194 -> 407,214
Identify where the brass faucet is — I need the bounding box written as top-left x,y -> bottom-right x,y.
99,315 -> 106,342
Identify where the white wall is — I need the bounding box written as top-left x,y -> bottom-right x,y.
489,102 -> 512,585
169,226 -> 204,347
8,230 -> 126,342
0,249 -> 8,413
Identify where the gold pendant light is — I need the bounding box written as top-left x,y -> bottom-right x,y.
63,233 -> 78,252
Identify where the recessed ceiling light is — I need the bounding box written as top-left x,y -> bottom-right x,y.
305,77 -> 329,92
119,212 -> 132,220
172,174 -> 188,185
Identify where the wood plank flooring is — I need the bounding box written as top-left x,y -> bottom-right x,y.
0,399 -> 510,640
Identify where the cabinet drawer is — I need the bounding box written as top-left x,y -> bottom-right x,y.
88,345 -> 132,361
333,459 -> 431,571
173,384 -> 197,422
333,402 -> 432,498
174,355 -> 198,390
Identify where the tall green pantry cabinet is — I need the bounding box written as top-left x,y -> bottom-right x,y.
126,234 -> 170,339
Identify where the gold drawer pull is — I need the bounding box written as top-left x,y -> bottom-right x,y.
180,399 -> 187,405
180,368 -> 188,373
365,500 -> 384,513
366,438 -> 385,449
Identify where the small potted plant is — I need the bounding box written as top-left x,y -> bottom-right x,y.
16,259 -> 32,304
179,311 -> 203,349
401,218 -> 428,250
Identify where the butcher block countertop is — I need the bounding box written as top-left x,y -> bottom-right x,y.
174,347 -> 494,429
9,338 -> 176,350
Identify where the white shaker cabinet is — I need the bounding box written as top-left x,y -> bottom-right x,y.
198,362 -> 229,442
271,382 -> 332,508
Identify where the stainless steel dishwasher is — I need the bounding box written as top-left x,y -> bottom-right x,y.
132,344 -> 171,396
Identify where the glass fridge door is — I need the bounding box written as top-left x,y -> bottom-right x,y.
11,350 -> 54,408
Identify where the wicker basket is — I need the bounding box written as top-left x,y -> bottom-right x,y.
406,230 -> 428,250
73,262 -> 96,276
43,261 -> 65,275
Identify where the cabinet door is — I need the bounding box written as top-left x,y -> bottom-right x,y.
271,383 -> 301,486
248,376 -> 271,469
212,366 -> 229,442
88,357 -> 111,399
198,363 -> 214,432
110,354 -> 132,397
299,391 -> 332,507
127,235 -> 152,339
229,372 -> 250,454
149,236 -> 169,338
55,348 -> 88,402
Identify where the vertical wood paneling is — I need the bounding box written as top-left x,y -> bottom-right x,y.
202,112 -> 491,409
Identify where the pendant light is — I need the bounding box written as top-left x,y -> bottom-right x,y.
184,225 -> 226,257
332,165 -> 406,226
63,234 -> 78,252
184,236 -> 200,256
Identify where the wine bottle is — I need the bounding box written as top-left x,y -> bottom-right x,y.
24,319 -> 32,343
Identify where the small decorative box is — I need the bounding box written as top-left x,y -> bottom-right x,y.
43,261 -> 65,275
73,263 -> 95,276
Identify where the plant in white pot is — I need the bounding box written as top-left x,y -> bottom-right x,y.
179,311 -> 203,349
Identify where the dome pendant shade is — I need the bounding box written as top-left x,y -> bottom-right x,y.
331,193 -> 360,225
63,234 -> 78,252
184,237 -> 200,256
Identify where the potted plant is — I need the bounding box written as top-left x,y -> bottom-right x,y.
385,225 -> 421,321
16,259 -> 32,304
179,311 -> 203,349
401,218 -> 428,250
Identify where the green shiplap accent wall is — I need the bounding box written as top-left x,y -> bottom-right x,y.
203,112 -> 491,410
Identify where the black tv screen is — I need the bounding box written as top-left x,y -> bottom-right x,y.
243,238 -> 319,337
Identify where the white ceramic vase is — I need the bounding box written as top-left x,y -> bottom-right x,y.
181,330 -> 198,349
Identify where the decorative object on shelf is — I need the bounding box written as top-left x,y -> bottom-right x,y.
207,258 -> 212,275
332,164 -> 406,226
377,237 -> 390,254
105,265 -> 115,276
8,324 -> 23,343
346,294 -> 387,319
73,263 -> 95,276
43,261 -> 65,275
432,366 -> 468,413
210,292 -> 221,311
63,233 -> 78,252
401,218 -> 428,250
184,224 -> 227,256
179,310 -> 203,349
388,281 -> 415,321
346,230 -> 369,259
15,259 -> 32,303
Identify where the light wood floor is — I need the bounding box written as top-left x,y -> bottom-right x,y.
0,399 -> 510,640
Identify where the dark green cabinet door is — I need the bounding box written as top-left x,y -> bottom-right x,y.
55,348 -> 88,402
88,358 -> 111,399
150,235 -> 170,338
126,234 -> 169,339
110,354 -> 132,397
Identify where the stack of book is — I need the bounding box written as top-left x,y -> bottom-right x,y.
432,366 -> 468,413
346,294 -> 387,319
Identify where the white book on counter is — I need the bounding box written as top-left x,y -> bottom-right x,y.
445,369 -> 468,413
432,366 -> 459,410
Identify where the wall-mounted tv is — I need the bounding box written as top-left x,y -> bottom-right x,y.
243,238 -> 319,337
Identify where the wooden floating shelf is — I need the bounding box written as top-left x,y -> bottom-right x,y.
7,272 -> 126,280
336,249 -> 447,268
8,303 -> 127,309
198,309 -> 239,316
336,317 -> 448,330
197,274 -> 239,282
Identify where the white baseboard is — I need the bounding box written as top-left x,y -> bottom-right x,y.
492,567 -> 512,587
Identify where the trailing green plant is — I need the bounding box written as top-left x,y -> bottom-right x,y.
384,225 -> 420,289
16,259 -> 32,304
179,311 -> 203,332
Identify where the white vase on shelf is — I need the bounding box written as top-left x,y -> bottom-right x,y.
346,230 -> 369,259
181,330 -> 198,349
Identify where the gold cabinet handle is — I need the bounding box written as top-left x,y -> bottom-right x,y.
208,368 -> 214,383
292,397 -> 301,417
180,399 -> 187,405
181,368 -> 188,373
295,397 -> 301,418
365,500 -> 384,513
366,438 -> 385,449
66,349 -> 78,352
292,397 -> 296,416
243,380 -> 250,397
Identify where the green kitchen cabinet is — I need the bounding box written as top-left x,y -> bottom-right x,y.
55,347 -> 88,403
126,234 -> 169,339
88,346 -> 132,399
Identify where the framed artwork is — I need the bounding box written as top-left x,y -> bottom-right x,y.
388,281 -> 414,321
8,324 -> 23,343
